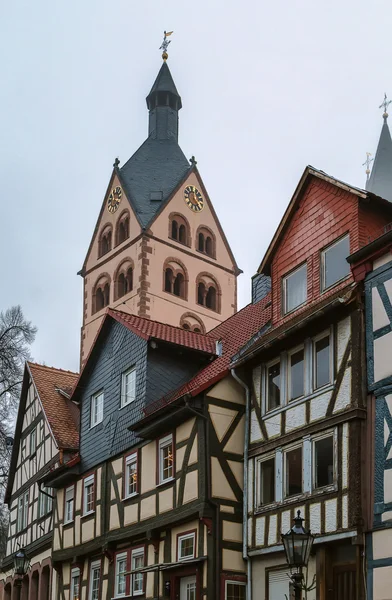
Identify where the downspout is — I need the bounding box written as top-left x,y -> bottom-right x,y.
231,368 -> 252,600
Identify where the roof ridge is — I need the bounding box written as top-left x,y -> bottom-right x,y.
109,309 -> 214,339
27,361 -> 79,376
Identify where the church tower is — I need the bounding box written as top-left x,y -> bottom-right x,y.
366,95 -> 392,202
79,54 -> 240,363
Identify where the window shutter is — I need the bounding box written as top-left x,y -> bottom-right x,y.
268,569 -> 291,600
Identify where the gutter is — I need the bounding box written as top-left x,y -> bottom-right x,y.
230,368 -> 252,600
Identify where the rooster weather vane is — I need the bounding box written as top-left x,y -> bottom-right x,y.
160,30 -> 173,61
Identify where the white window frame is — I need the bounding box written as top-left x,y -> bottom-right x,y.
70,568 -> 80,600
131,547 -> 145,596
225,580 -> 246,599
312,329 -> 333,391
287,344 -> 306,402
265,358 -> 281,413
158,434 -> 174,484
312,430 -> 337,492
283,443 -> 303,499
88,559 -> 101,600
65,485 -> 75,523
38,486 -> 53,518
30,428 -> 37,455
90,391 -> 104,428
17,491 -> 28,532
124,452 -> 138,499
321,234 -> 350,291
255,454 -> 276,508
83,474 -> 95,515
121,367 -> 137,408
282,263 -> 307,315
178,532 -> 196,561
115,552 -> 127,597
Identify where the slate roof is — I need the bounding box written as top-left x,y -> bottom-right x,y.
28,362 -> 79,450
147,62 -> 182,107
108,309 -> 217,355
367,116 -> 392,202
143,294 -> 272,417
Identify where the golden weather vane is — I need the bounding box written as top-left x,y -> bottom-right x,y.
160,30 -> 173,61
362,152 -> 374,181
379,93 -> 392,121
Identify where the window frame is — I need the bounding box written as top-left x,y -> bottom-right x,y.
124,451 -> 139,499
312,329 -> 333,391
64,485 -> 75,524
70,568 -> 80,600
131,546 -> 145,596
90,390 -> 104,428
30,428 -> 37,456
38,486 -> 53,519
157,434 -> 175,485
17,490 -> 29,533
256,454 -> 276,508
282,262 -> 307,315
265,358 -> 281,413
177,530 -> 197,562
321,234 -> 350,292
114,551 -> 128,598
121,367 -> 137,408
83,473 -> 95,516
312,430 -> 337,492
287,344 -> 306,402
88,559 -> 101,600
225,580 -> 246,600
283,443 -> 303,499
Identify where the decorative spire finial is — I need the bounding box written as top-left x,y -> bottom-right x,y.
160,30 -> 173,61
379,93 -> 392,122
189,155 -> 197,166
113,157 -> 120,168
362,152 -> 374,181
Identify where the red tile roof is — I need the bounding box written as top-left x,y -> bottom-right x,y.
108,309 -> 217,355
27,362 -> 79,450
143,294 -> 272,416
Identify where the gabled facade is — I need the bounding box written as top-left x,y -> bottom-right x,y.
0,363 -> 78,600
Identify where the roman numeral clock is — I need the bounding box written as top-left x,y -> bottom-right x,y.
184,185 -> 204,212
107,186 -> 123,214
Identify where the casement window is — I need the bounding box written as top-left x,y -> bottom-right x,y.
313,332 -> 331,389
88,560 -> 101,600
83,474 -> 95,515
70,568 -> 80,600
313,434 -> 335,490
284,446 -> 303,498
257,456 -> 276,506
321,234 -> 350,291
38,486 -> 53,518
115,552 -> 127,597
90,391 -> 104,428
178,532 -> 196,561
266,360 -> 281,411
65,485 -> 75,523
225,581 -> 246,600
288,347 -> 305,401
30,428 -> 37,455
124,452 -> 138,498
121,367 -> 136,408
283,263 -> 307,314
131,547 -> 145,595
158,434 -> 174,484
17,491 -> 29,532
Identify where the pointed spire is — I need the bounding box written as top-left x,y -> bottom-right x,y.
146,62 -> 182,141
366,94 -> 392,202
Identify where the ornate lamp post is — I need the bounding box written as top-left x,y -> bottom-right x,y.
281,511 -> 314,600
13,549 -> 30,599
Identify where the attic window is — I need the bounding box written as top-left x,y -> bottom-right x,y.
282,263 -> 307,314
150,191 -> 163,202
321,234 -> 350,291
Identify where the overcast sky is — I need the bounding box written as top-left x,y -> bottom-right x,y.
1,0 -> 391,373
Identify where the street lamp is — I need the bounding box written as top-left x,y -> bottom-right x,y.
13,549 -> 30,599
281,510 -> 314,600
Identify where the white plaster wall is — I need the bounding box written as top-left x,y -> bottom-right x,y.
325,498 -> 337,532
374,331 -> 392,382
373,565 -> 392,600
255,516 -> 265,547
334,367 -> 351,413
268,515 -> 277,545
372,287 -> 390,331
264,414 -> 281,439
373,254 -> 392,270
337,317 -> 350,370
310,389 -> 331,422
309,502 -> 321,534
250,411 -> 263,442
252,366 -> 262,405
286,403 -> 306,432
342,494 -> 348,529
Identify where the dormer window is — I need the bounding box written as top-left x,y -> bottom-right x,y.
321,234 -> 350,291
282,263 -> 307,314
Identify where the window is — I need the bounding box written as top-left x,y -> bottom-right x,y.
131,548 -> 145,595
30,428 -> 36,455
115,262 -> 133,300
116,211 -> 130,246
196,274 -> 220,312
169,214 -> 190,246
313,435 -> 334,489
65,486 -> 74,523
321,235 -> 350,291
38,486 -> 53,518
178,532 -> 196,561
258,457 -> 275,506
115,553 -> 127,597
70,568 -> 80,600
83,474 -> 95,515
267,360 -> 281,411
98,225 -> 112,258
91,391 -> 104,427
314,334 -> 331,389
125,453 -> 138,498
158,434 -> 174,484
285,446 -> 302,497
121,367 -> 136,407
93,276 -> 110,313
89,560 -> 101,600
196,226 -> 216,258
17,491 -> 28,532
288,347 -> 305,401
163,260 -> 187,299
283,263 -> 307,314
225,581 -> 246,600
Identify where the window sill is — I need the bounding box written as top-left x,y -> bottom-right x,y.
254,488 -> 339,514
178,555 -> 196,562
282,300 -> 307,318
262,384 -> 335,419
196,249 -> 216,260
81,510 -> 95,519
321,274 -> 351,295
157,477 -> 175,488
119,400 -> 136,411
122,492 -> 139,502
163,290 -> 187,301
169,236 -> 190,249
63,519 -> 74,528
196,302 -> 219,314
90,421 -> 103,430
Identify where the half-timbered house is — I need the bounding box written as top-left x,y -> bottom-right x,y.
0,363 -> 78,600
230,166 -> 392,600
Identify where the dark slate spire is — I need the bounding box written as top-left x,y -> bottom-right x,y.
146,62 -> 182,141
366,105 -> 392,202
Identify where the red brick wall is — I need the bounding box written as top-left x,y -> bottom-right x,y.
358,204 -> 391,247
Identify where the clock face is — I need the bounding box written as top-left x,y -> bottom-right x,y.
184,185 -> 204,212
107,186 -> 122,214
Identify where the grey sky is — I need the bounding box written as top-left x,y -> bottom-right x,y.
1,0 -> 391,373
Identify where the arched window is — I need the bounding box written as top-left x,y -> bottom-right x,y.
114,259 -> 134,300
180,313 -> 206,333
196,226 -> 216,258
169,214 -> 190,246
163,259 -> 188,300
92,274 -> 111,314
98,225 -> 112,258
196,273 -> 220,313
206,286 -> 216,311
115,210 -> 130,246
183,322 -> 190,330
197,282 -> 205,306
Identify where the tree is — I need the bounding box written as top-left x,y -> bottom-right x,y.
0,306 -> 36,559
